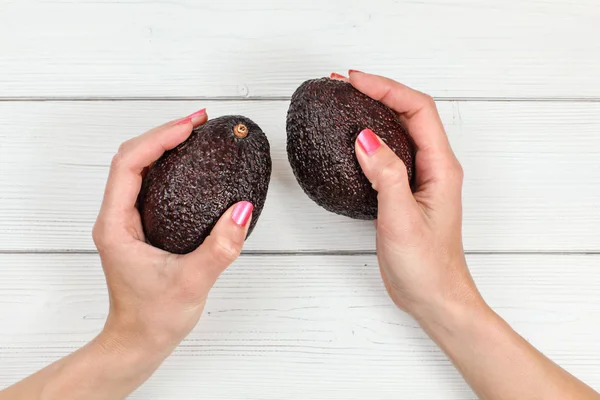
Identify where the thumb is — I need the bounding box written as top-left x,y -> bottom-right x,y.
355,128 -> 416,214
181,201 -> 253,286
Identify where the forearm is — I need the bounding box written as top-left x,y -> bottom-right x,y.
416,298 -> 599,400
0,330 -> 169,400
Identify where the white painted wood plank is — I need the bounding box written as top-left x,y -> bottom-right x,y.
1,0 -> 599,98
0,254 -> 598,399
1,100 -> 600,252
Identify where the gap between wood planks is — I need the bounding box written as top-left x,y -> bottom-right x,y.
3,97 -> 600,103
1,250 -> 600,256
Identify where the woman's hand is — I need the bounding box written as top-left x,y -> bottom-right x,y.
347,71 -> 600,400
94,109 -> 254,357
0,109 -> 255,400
348,71 -> 480,319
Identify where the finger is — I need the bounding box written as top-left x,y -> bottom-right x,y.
150,108 -> 208,132
348,72 -> 462,190
348,71 -> 449,154
355,128 -> 418,215
124,108 -> 207,164
330,72 -> 350,83
101,109 -> 208,218
181,201 -> 254,286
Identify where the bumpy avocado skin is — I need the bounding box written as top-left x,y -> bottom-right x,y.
286,78 -> 415,220
138,115 -> 272,254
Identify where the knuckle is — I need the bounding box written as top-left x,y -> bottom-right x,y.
437,158 -> 464,185
91,223 -> 101,246
377,158 -> 408,186
117,140 -> 132,155
420,93 -> 437,109
446,160 -> 464,184
209,236 -> 242,264
110,141 -> 133,170
92,217 -> 123,251
110,151 -> 125,171
92,221 -> 110,250
454,162 -> 465,182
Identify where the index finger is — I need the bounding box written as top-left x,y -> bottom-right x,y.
348,71 -> 453,159
100,110 -> 208,218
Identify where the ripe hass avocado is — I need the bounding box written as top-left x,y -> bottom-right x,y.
139,116 -> 272,254
286,78 -> 415,220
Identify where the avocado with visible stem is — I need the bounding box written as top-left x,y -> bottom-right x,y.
286,78 -> 415,220
138,116 -> 272,254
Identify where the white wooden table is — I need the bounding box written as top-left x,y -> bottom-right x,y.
1,1 -> 599,398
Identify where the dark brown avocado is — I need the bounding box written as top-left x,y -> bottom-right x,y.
286,77 -> 415,220
138,115 -> 272,254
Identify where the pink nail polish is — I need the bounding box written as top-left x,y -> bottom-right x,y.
188,108 -> 206,119
357,128 -> 381,155
348,69 -> 363,75
330,72 -> 348,80
176,116 -> 192,125
231,201 -> 254,227
176,109 -> 206,125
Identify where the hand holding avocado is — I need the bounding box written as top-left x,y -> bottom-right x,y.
344,71 -> 598,400
287,71 -> 474,320
93,110 -> 256,353
347,71 -> 472,317
0,111 -> 260,399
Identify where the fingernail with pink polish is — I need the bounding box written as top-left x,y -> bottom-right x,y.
231,201 -> 254,227
188,108 -> 206,119
176,116 -> 192,125
357,128 -> 381,155
348,69 -> 363,75
176,109 -> 206,125
330,72 -> 348,80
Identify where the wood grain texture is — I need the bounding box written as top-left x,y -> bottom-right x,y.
1,0 -> 599,99
0,253 -> 598,399
1,100 -> 599,252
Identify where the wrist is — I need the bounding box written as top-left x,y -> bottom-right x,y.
414,297 -> 500,357
411,288 -> 492,336
39,329 -> 169,400
98,317 -> 181,366
406,257 -> 486,327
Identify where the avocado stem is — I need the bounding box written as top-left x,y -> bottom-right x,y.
234,124 -> 249,138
